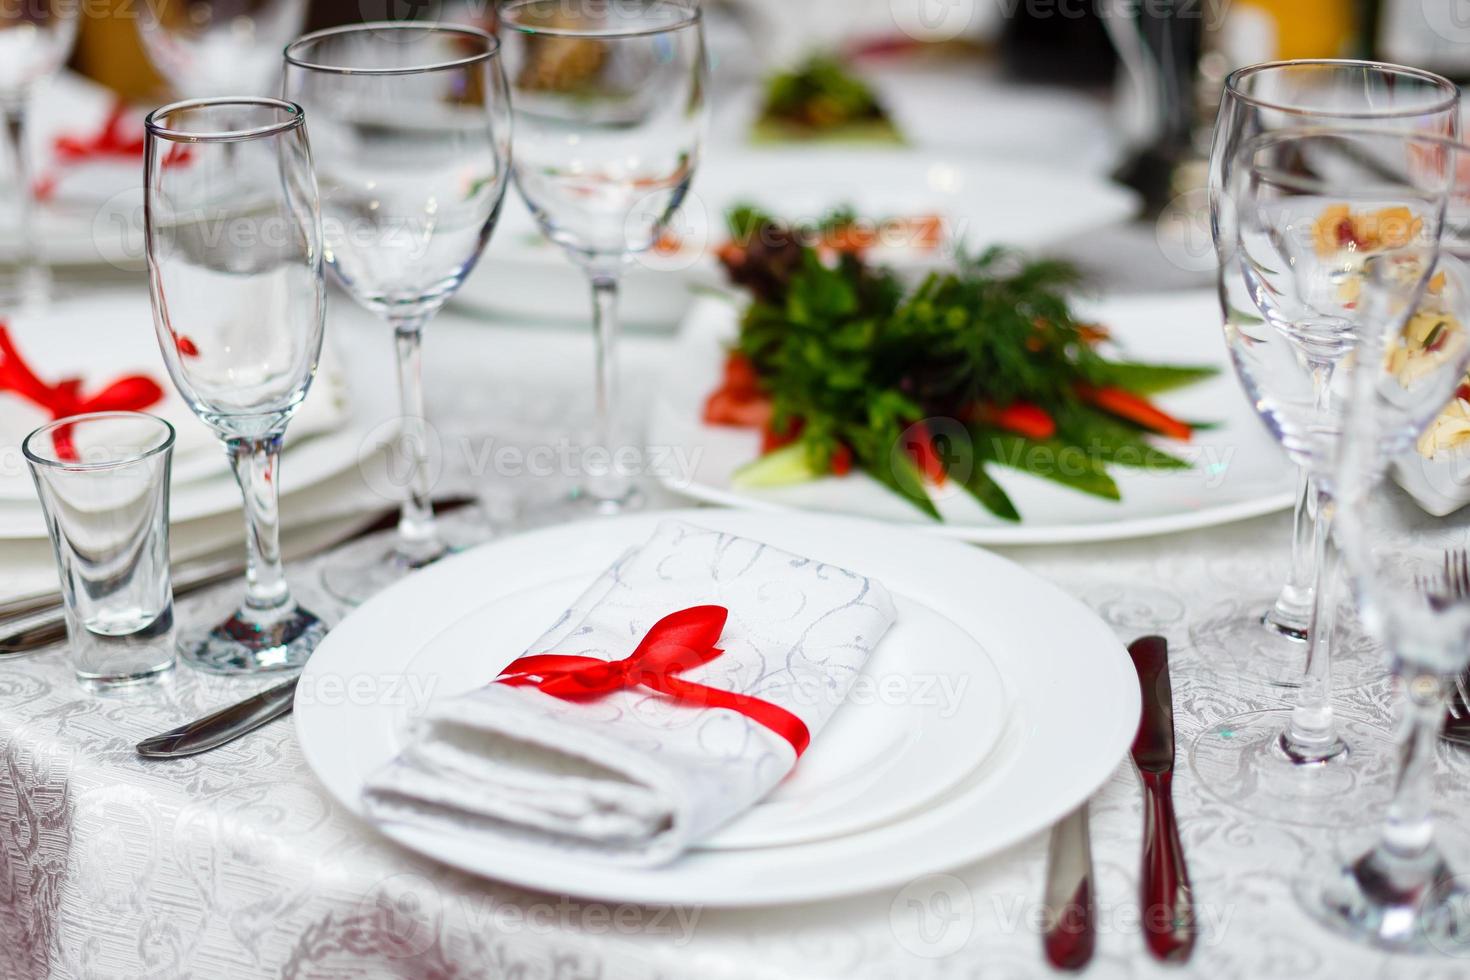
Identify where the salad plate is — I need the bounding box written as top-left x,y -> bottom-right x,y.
648,291 -> 1297,544
452,150 -> 1138,326
296,509 -> 1139,906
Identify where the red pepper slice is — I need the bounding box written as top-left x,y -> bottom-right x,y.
1079,385 -> 1192,441
703,388 -> 773,428
981,402 -> 1057,441
905,422 -> 948,485
830,443 -> 853,476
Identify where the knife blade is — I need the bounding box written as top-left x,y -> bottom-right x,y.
1128,635 -> 1196,963
0,497 -> 475,656
136,677 -> 299,758
1042,802 -> 1096,971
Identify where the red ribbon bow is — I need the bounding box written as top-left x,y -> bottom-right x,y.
495,605 -> 812,757
34,100 -> 194,202
0,323 -> 165,461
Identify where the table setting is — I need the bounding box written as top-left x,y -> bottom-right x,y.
8,1 -> 1470,977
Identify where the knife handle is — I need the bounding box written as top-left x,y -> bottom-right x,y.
1043,804 -> 1096,971
1139,769 -> 1195,962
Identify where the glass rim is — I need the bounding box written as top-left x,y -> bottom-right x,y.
23,412 -> 176,471
145,97 -> 305,144
499,0 -> 702,38
1224,59 -> 1460,120
283,22 -> 501,76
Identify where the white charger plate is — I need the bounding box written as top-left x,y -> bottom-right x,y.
295,509 -> 1140,906
453,150 -> 1138,325
648,291 -> 1297,545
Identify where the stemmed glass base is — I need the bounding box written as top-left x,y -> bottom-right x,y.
179,603 -> 327,674
1299,845 -> 1470,954
1189,709 -> 1397,826
321,508 -> 492,606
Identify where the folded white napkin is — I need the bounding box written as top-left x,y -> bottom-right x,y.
363,519 -> 897,866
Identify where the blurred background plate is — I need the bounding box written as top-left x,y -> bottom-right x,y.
453,151 -> 1139,328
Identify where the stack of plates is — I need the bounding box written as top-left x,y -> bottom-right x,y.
0,290 -> 372,598
296,509 -> 1141,906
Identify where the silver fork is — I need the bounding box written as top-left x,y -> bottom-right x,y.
1426,550 -> 1470,733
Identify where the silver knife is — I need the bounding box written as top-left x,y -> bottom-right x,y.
2,497 -> 474,656
136,677 -> 298,758
1128,635 -> 1196,963
1042,802 -> 1096,971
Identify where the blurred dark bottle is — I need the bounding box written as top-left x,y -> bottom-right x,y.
998,3 -> 1117,87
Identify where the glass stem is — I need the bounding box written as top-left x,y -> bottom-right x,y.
225,433 -> 292,623
390,316 -> 444,563
1266,466 -> 1316,635
1282,479 -> 1342,761
587,267 -> 631,507
1381,670 -> 1445,858
2,99 -> 48,308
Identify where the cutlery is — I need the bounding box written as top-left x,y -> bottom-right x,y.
136,677 -> 298,758
1042,802 -> 1096,971
1128,635 -> 1196,963
0,497 -> 474,655
1419,550 -> 1470,744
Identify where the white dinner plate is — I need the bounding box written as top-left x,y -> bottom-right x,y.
453,149 -> 1139,326
648,291 -> 1297,545
295,509 -> 1140,906
374,576 -> 1008,852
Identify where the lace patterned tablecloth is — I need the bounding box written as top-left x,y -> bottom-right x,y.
3,284 -> 1465,979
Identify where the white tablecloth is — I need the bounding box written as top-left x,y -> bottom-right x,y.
3,233 -> 1463,979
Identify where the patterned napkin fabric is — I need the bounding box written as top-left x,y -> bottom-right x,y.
364,520 -> 897,866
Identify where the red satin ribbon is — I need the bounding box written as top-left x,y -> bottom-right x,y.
495,605 -> 812,757
0,322 -> 165,460
34,101 -> 194,202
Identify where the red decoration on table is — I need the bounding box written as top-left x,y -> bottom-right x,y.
494,605 -> 812,756
33,101 -> 195,202
0,322 -> 165,460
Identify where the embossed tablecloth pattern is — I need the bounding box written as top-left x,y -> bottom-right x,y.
5,259 -> 1470,978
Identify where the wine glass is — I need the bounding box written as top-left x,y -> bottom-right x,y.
499,0 -> 708,514
1310,137 -> 1470,951
143,97 -> 327,672
1204,60 -> 1460,688
0,0 -> 78,307
283,23 -> 512,605
138,0 -> 307,97
1200,127 -> 1456,820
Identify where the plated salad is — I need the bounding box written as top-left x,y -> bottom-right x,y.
703,208 -> 1216,521
754,56 -> 902,145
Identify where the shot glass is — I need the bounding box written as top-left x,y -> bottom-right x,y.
23,412 -> 177,692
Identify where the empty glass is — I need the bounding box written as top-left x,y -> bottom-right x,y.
24,412 -> 177,692
0,0 -> 79,307
1199,128 -> 1456,819
1315,145 -> 1470,948
138,0 -> 308,97
500,0 -> 708,513
1206,60 -> 1460,685
143,97 -> 326,673
284,23 -> 512,605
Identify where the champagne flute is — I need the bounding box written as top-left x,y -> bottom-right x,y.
499,0 -> 708,513
1201,127 -> 1455,820
143,97 -> 327,672
138,0 -> 307,97
1205,60 -> 1460,687
284,23 -> 512,604
0,0 -> 78,307
1312,135 -> 1470,952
